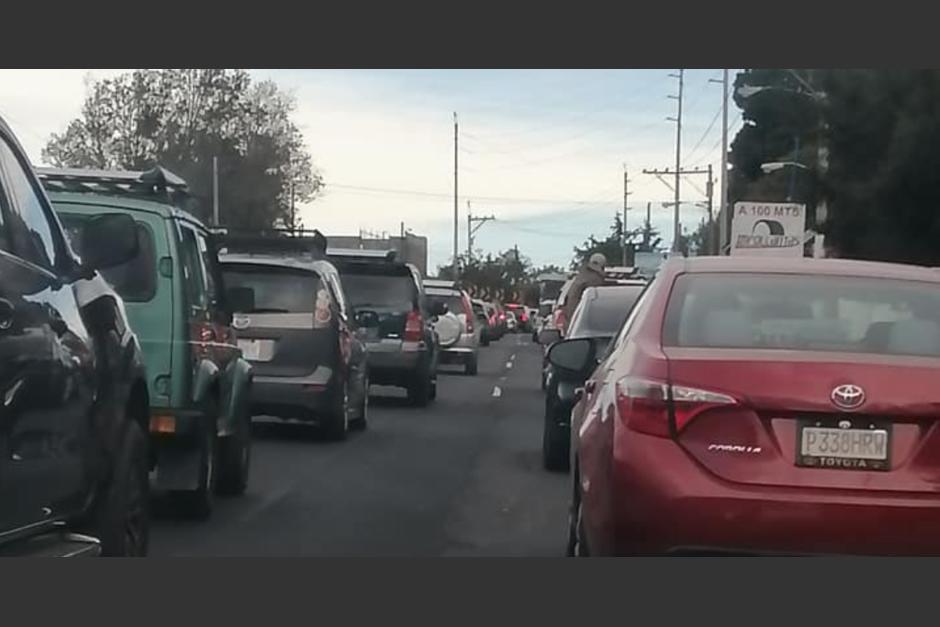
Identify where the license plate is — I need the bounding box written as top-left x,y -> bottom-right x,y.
237,339 -> 263,361
797,420 -> 890,471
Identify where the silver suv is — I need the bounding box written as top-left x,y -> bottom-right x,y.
423,279 -> 480,376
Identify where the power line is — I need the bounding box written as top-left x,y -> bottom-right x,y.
686,104 -> 722,161
325,182 -> 624,206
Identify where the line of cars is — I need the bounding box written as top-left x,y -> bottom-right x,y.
0,115 -> 530,555
541,252 -> 940,556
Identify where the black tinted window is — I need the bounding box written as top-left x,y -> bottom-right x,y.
569,286 -> 645,338
59,213 -> 156,302
427,292 -> 464,315
339,269 -> 416,311
0,137 -> 57,269
223,265 -> 321,314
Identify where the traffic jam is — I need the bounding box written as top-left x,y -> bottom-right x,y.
4,101 -> 940,556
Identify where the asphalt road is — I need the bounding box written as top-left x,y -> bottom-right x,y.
150,333 -> 570,556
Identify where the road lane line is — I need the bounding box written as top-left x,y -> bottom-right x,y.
505,361 -> 513,369
510,354 -> 516,362
492,386 -> 502,397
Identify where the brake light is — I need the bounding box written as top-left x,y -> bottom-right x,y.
499,313 -> 506,321
314,289 -> 332,329
616,376 -> 736,438
191,321 -> 215,359
404,309 -> 423,342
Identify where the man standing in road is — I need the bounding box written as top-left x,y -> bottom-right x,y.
563,253 -> 607,325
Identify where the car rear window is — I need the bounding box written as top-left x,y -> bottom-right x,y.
663,273 -> 940,357
338,265 -> 417,311
427,290 -> 465,316
59,212 -> 157,302
223,264 -> 321,313
569,286 -> 645,338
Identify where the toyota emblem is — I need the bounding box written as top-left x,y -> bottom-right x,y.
831,384 -> 865,411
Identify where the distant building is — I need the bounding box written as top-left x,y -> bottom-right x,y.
327,231 -> 429,277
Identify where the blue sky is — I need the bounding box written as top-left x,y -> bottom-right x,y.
0,69 -> 742,270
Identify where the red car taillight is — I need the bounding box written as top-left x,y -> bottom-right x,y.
191,321 -> 216,359
404,309 -> 423,342
553,309 -> 567,333
616,376 -> 736,438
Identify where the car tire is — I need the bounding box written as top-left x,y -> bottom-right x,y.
543,401 -> 570,472
79,419 -> 150,556
566,465 -> 589,557
216,400 -> 252,496
323,382 -> 350,441
407,372 -> 431,407
171,406 -> 218,521
351,372 -> 369,431
465,354 -> 478,376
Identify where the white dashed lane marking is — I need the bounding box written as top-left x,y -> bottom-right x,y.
492,386 -> 502,398
505,362 -> 513,369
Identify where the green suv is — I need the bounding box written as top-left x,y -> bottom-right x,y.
39,167 -> 254,520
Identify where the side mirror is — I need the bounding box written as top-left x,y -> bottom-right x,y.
538,328 -> 562,346
80,213 -> 139,272
226,286 -> 255,313
354,310 -> 380,328
547,338 -> 596,380
430,301 -> 448,317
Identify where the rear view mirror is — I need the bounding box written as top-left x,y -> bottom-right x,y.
80,213 -> 139,273
430,301 -> 448,317
548,338 -> 596,379
354,310 -> 380,328
226,286 -> 255,313
538,328 -> 562,346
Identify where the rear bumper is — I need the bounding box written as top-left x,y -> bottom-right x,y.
439,334 -> 478,362
594,431 -> 940,556
250,369 -> 336,421
366,345 -> 427,385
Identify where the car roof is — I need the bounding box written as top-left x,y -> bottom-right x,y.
46,189 -> 206,227
219,252 -> 338,276
665,255 -> 940,283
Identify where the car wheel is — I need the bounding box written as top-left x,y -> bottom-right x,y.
465,353 -> 478,376
323,382 -> 350,440
407,371 -> 432,407
216,400 -> 252,496
542,401 -> 570,472
79,419 -> 150,556
171,404 -> 218,521
351,372 -> 369,431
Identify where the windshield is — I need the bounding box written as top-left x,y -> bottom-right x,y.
664,273 -> 940,357
222,264 -> 320,313
339,271 -> 416,311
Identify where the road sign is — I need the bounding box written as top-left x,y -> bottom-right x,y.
731,202 -> 806,257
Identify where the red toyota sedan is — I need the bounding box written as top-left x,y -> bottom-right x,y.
551,256 -> 940,556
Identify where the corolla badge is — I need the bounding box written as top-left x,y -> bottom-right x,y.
232,315 -> 251,330
831,384 -> 865,411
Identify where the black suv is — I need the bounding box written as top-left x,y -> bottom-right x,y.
329,249 -> 442,406
218,232 -> 369,440
0,116 -> 150,556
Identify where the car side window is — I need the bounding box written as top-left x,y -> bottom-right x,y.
0,136 -> 60,270
194,231 -> 220,307
178,224 -> 208,311
327,273 -> 349,318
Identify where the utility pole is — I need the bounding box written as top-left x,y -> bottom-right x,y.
645,201 -> 652,250
622,165 -> 632,265
667,69 -> 684,252
710,69 -> 730,254
643,166 -> 710,255
212,156 -> 220,226
453,112 -> 459,275
289,178 -> 295,234
467,201 -> 495,262
706,164 -> 715,254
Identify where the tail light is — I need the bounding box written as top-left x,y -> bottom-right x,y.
461,295 -> 474,333
191,321 -> 215,359
553,308 -> 567,334
616,376 -> 736,438
404,309 -> 423,342
314,289 -> 332,330
520,312 -> 528,323
499,313 -> 506,321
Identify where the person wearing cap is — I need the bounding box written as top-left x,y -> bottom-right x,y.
562,252 -> 608,327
